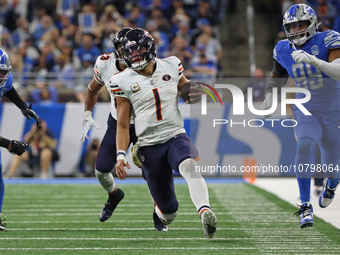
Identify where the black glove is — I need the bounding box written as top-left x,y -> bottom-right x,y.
9,140 -> 27,156
21,104 -> 41,126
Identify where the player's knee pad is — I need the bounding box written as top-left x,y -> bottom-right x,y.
155,206 -> 177,225
296,138 -> 314,157
95,169 -> 114,186
179,158 -> 202,179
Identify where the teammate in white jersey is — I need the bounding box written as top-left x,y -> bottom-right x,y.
80,28 -> 167,231
112,28 -> 217,239
80,28 -> 131,223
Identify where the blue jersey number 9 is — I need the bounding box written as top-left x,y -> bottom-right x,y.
292,63 -> 324,90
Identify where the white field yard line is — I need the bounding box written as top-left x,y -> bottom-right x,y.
7,220 -> 298,223
0,247 -> 257,250
3,196 -> 193,200
2,227 -> 305,231
4,212 -> 294,216
210,184 -> 340,254
0,237 -> 261,240
4,207 -> 273,212
3,192 -> 191,198
0,237 -> 328,241
4,203 -> 274,208
2,204 -> 201,212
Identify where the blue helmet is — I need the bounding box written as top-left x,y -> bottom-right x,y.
121,28 -> 156,70
283,4 -> 319,46
0,48 -> 12,88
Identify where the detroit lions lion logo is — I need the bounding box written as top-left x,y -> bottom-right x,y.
311,45 -> 319,56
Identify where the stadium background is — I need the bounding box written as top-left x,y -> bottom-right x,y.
1,0 -> 339,177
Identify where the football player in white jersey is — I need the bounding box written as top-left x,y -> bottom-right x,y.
113,28 -> 217,239
80,28 -> 131,223
80,28 -> 167,231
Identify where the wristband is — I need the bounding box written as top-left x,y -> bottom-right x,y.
0,137 -> 11,148
117,150 -> 126,161
84,110 -> 92,118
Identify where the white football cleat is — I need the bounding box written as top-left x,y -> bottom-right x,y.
319,181 -> 338,208
201,210 -> 217,239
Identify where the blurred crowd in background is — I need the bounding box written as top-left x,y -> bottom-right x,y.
1,0 -> 340,104
2,0 -> 340,177
0,0 -> 225,103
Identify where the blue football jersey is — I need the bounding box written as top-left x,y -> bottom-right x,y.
0,72 -> 13,160
273,30 -> 340,113
0,73 -> 13,100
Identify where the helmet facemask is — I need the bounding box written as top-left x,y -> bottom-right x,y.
283,4 -> 319,46
113,43 -> 127,66
122,41 -> 155,71
284,20 -> 314,46
121,28 -> 156,71
112,27 -> 132,66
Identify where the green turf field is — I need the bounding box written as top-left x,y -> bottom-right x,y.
0,181 -> 340,254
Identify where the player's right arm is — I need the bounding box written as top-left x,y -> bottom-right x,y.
85,78 -> 103,112
115,96 -> 132,180
80,78 -> 102,142
260,44 -> 289,111
267,61 -> 289,92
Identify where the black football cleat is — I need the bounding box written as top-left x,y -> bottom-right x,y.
153,210 -> 168,231
99,188 -> 124,222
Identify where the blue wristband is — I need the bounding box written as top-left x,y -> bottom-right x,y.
117,150 -> 126,156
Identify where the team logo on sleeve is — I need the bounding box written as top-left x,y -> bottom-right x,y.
311,45 -> 319,55
130,82 -> 141,93
162,74 -> 171,81
273,47 -> 277,60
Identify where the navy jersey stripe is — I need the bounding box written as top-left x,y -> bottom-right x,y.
152,88 -> 163,121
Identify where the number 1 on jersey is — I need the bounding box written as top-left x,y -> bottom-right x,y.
152,88 -> 163,121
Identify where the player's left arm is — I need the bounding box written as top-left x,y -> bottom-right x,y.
291,48 -> 340,81
115,96 -> 131,180
0,136 -> 27,156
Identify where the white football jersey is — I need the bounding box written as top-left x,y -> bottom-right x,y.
93,53 -> 133,123
110,56 -> 186,146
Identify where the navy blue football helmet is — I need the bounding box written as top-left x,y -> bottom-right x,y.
112,27 -> 132,65
121,28 -> 156,70
0,48 -> 11,88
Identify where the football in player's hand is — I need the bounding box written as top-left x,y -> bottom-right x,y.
181,81 -> 202,103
